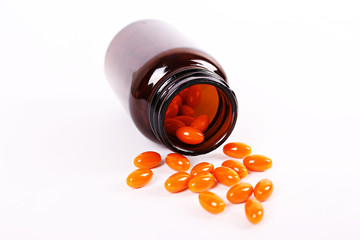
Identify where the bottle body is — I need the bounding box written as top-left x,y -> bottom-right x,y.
105,20 -> 238,155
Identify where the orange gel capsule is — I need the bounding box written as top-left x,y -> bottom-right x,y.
213,166 -> 240,186
223,142 -> 252,159
164,172 -> 191,193
190,115 -> 210,133
243,155 -> 272,172
164,118 -> 186,136
226,182 -> 253,204
221,160 -> 248,179
188,172 -> 216,193
126,169 -> 153,188
170,95 -> 183,106
174,115 -> 195,125
245,198 -> 264,224
190,162 -> 214,176
254,179 -> 273,202
165,153 -> 191,171
179,105 -> 195,117
176,126 -> 204,145
183,85 -> 201,108
198,191 -> 225,214
165,102 -> 179,119
133,151 -> 162,169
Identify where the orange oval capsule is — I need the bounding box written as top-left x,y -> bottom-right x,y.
165,102 -> 179,119
133,151 -> 162,169
174,115 -> 195,125
223,142 -> 252,159
213,166 -> 240,186
176,126 -> 204,145
190,115 -> 210,133
164,118 -> 186,136
165,153 -> 191,171
188,172 -> 216,193
226,182 -> 253,204
243,155 -> 272,172
190,162 -> 214,176
179,105 -> 195,117
221,160 -> 248,179
170,95 -> 183,106
183,85 -> 201,108
254,179 -> 273,202
198,191 -> 225,214
164,172 -> 191,193
245,198 -> 264,224
126,169 -> 153,188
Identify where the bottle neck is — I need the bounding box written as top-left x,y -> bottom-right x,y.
149,68 -> 238,155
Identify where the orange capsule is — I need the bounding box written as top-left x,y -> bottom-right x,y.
133,151 -> 162,169
170,95 -> 183,106
243,155 -> 272,172
126,169 -> 153,188
188,172 -> 216,193
245,198 -> 264,224
198,191 -> 225,214
176,126 -> 204,145
179,105 -> 195,117
223,142 -> 252,159
164,172 -> 191,193
165,102 -> 179,119
164,118 -> 186,136
226,182 -> 253,204
190,115 -> 210,133
183,85 -> 201,108
179,88 -> 189,98
165,153 -> 191,171
213,166 -> 240,186
190,162 -> 214,176
221,160 -> 248,179
254,179 -> 273,202
174,115 -> 195,125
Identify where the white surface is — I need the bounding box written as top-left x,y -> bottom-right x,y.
1,0 -> 360,239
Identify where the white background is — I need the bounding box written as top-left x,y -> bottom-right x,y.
1,0 -> 360,239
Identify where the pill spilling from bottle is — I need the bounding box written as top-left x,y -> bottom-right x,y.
125,142 -> 274,225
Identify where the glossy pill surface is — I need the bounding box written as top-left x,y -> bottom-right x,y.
243,155 -> 272,172
213,166 -> 240,186
164,118 -> 186,136
226,182 -> 253,204
170,95 -> 183,106
198,191 -> 225,214
179,105 -> 195,117
223,142 -> 252,159
221,160 -> 248,179
133,151 -> 162,169
183,85 -> 201,108
190,115 -> 210,133
188,172 -> 216,193
126,169 -> 153,188
245,199 -> 264,224
190,162 -> 214,176
176,126 -> 204,145
164,172 -> 191,193
165,102 -> 179,119
165,153 -> 191,171
254,179 -> 273,202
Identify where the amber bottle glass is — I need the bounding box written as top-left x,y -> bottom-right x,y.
105,20 -> 238,155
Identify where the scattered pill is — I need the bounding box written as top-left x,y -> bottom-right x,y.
133,151 -> 162,169
198,191 -> 225,214
165,153 -> 191,171
223,142 -> 252,159
243,155 -> 272,172
164,172 -> 191,193
126,169 -> 153,188
176,126 -> 204,144
245,198 -> 264,224
213,166 -> 240,186
226,182 -> 253,204
188,172 -> 216,193
190,162 -> 214,176
254,179 -> 273,202
190,115 -> 210,133
221,159 -> 248,179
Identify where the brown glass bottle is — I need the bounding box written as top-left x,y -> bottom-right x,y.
105,20 -> 238,155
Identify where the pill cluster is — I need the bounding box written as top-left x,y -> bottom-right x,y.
126,142 -> 273,224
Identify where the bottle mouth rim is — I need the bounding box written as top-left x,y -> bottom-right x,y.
149,68 -> 238,156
